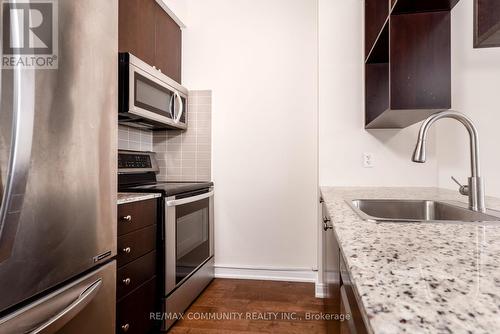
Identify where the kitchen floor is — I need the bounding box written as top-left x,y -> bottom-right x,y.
169,279 -> 327,334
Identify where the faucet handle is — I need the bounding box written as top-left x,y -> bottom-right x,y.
451,176 -> 469,196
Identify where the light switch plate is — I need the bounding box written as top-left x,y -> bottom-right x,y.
363,153 -> 375,168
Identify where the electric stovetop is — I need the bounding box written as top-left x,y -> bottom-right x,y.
122,181 -> 214,197
118,150 -> 213,197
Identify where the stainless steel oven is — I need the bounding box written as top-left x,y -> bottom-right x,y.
118,52 -> 188,130
163,188 -> 214,330
165,189 -> 214,294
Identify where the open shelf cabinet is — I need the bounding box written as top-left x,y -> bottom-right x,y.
474,0 -> 500,48
364,0 -> 456,129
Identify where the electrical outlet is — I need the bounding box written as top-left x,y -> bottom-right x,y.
363,153 -> 375,168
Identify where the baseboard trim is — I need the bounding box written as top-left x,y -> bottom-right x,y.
214,265 -> 326,299
315,283 -> 327,299
214,265 -> 317,283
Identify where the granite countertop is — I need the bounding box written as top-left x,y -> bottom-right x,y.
117,192 -> 161,205
320,187 -> 500,334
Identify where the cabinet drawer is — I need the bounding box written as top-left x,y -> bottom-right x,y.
118,225 -> 156,267
118,199 -> 157,236
117,277 -> 157,334
117,251 -> 156,300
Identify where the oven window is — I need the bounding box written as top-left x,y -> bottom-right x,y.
134,72 -> 174,117
176,198 -> 210,284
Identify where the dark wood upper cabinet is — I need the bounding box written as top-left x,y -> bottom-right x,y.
119,0 -> 182,84
390,12 -> 451,111
118,0 -> 156,67
392,0 -> 460,14
474,0 -> 500,48
155,7 -> 182,83
365,0 -> 388,59
365,0 -> 456,129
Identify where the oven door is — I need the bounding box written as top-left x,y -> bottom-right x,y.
165,189 -> 214,295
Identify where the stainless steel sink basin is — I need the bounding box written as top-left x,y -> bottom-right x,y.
348,199 -> 500,223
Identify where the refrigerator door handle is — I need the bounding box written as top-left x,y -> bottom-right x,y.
30,279 -> 102,334
0,0 -> 36,258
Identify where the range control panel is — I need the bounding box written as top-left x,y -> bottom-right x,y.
118,152 -> 153,170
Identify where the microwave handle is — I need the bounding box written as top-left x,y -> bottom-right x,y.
166,190 -> 214,207
174,91 -> 184,123
168,93 -> 175,119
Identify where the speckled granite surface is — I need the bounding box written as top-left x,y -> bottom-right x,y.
320,187 -> 500,334
117,193 -> 161,204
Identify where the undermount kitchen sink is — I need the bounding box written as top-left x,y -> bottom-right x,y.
348,199 -> 500,223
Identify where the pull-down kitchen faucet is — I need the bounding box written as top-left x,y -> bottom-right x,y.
412,110 -> 486,212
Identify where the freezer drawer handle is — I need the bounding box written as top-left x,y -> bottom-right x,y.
0,278 -> 103,333
29,279 -> 102,334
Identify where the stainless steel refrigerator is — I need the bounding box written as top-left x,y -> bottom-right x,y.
0,0 -> 118,332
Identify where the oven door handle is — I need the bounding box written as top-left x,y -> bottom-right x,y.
166,190 -> 214,207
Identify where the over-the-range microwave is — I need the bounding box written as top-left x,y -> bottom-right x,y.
118,52 -> 188,130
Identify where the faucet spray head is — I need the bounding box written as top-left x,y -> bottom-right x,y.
412,139 -> 426,163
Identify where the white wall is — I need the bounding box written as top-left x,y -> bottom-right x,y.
182,0 -> 318,271
319,0 -> 438,187
158,0 -> 188,27
437,0 -> 500,198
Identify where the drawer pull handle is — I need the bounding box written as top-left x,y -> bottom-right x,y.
121,323 -> 130,332
122,215 -> 132,223
122,247 -> 132,254
123,278 -> 131,286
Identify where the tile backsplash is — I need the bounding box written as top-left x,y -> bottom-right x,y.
117,90 -> 212,182
153,90 -> 212,182
118,125 -> 153,152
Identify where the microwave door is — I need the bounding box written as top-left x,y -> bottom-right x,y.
129,66 -> 175,124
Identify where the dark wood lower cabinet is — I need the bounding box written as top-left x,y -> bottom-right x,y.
116,199 -> 159,334
322,200 -> 368,334
323,200 -> 341,334
117,277 -> 157,334
118,199 -> 157,236
117,251 -> 157,300
117,225 -> 157,267
339,256 -> 369,334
